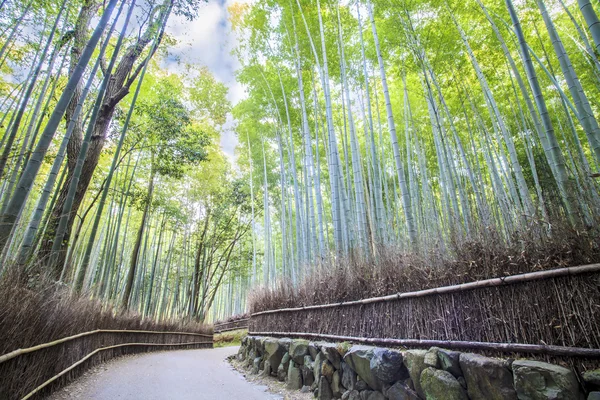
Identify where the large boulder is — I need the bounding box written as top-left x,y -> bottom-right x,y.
588,393 -> 600,400
264,338 -> 285,372
251,357 -> 261,375
321,343 -> 343,369
310,342 -> 325,359
370,348 -> 408,383
435,348 -> 462,378
459,353 -> 516,400
322,360 -> 336,383
277,363 -> 287,382
386,381 -> 419,400
288,360 -> 303,390
262,360 -> 272,376
343,346 -> 383,391
332,370 -> 344,398
512,360 -> 583,400
314,352 -> 326,381
420,367 -> 468,400
404,350 -> 428,398
301,364 -> 315,387
319,376 -> 334,400
290,340 -> 310,365
342,362 -> 357,391
424,348 -> 440,368
278,338 -> 292,352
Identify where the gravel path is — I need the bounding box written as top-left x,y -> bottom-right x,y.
47,346 -> 281,400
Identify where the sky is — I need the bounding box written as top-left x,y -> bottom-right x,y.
164,0 -> 250,161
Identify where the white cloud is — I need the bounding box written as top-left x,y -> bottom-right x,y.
165,0 -> 253,162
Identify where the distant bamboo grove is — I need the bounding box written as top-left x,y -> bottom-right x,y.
0,0 -> 599,323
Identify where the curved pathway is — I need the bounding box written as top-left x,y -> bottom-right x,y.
47,346 -> 281,400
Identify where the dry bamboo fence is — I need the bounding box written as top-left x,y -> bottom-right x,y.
0,329 -> 213,400
249,264 -> 600,361
214,318 -> 250,333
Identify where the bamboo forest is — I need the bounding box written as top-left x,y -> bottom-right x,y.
1,0 -> 600,326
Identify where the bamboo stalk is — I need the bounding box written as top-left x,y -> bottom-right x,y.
0,329 -> 213,364
248,331 -> 600,358
20,341 -> 212,400
251,264 -> 600,316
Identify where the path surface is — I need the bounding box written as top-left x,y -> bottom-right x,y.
48,346 -> 281,400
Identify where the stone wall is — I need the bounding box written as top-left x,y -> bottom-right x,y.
238,335 -> 600,400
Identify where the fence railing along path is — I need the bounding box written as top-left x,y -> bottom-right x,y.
214,318 -> 250,333
249,263 -> 600,358
0,329 -> 213,399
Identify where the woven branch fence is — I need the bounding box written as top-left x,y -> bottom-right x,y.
0,329 -> 213,400
249,264 -> 600,363
214,318 -> 250,333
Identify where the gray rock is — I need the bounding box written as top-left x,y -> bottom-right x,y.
302,363 -> 316,387
310,342 -> 324,360
252,357 -> 261,375
386,381 -> 420,400
364,391 -> 386,400
305,355 -> 315,370
404,350 -> 428,398
322,360 -> 335,383
277,363 -> 287,381
264,338 -> 285,372
288,360 -> 304,390
588,393 -> 600,400
459,352 -> 516,400
361,390 -> 386,400
436,348 -> 462,378
342,362 -> 357,391
290,340 -> 310,365
237,345 -> 246,361
424,348 -> 440,368
281,353 -> 291,371
319,376 -> 334,400
342,390 -> 360,400
259,358 -> 265,371
301,385 -> 312,393
360,390 -> 374,400
322,343 -> 343,369
314,352 -> 326,381
512,360 -> 583,400
247,349 -> 257,368
370,348 -> 409,383
331,370 -> 343,398
355,378 -> 368,391
278,338 -> 292,351
256,337 -> 266,356
420,367 -> 468,400
583,370 -> 600,388
343,346 -> 383,391
262,360 -> 272,376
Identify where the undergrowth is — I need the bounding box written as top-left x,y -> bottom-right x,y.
0,274 -> 211,399
250,223 -> 600,313
214,329 -> 247,348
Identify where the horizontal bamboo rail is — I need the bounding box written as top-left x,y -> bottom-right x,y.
0,329 -> 213,364
249,331 -> 600,358
214,318 -> 250,333
251,263 -> 600,317
21,340 -> 212,400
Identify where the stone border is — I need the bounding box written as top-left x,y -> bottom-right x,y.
238,335 -> 600,400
